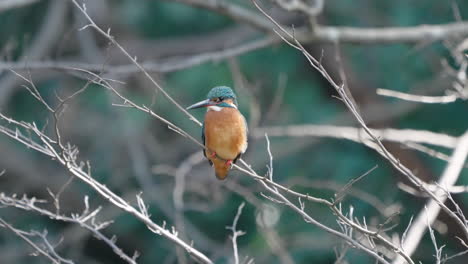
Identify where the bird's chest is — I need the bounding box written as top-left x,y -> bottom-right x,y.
204,108 -> 245,159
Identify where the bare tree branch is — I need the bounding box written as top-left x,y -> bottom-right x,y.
0,37 -> 274,75
2,1 -> 467,263
226,202 -> 247,264
0,0 -> 40,12
0,60 -> 413,264
0,218 -> 72,264
0,193 -> 138,264
0,0 -> 68,107
170,0 -> 274,31
272,0 -> 324,17
377,88 -> 462,104
254,125 -> 458,149
0,71 -> 213,264
394,130 -> 468,264
173,151 -> 205,264
251,0 -> 468,245
312,22 -> 468,44
169,0 -> 468,44
71,0 -> 204,126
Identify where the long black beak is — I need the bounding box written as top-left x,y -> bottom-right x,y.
186,99 -> 212,110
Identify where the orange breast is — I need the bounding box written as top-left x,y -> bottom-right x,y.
204,107 -> 247,161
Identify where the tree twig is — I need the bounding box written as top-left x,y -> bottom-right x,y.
0,193 -> 138,264
377,88 -> 461,104
393,131 -> 468,264
0,218 -> 71,264
226,202 -> 246,264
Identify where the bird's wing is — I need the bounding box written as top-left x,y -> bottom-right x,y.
202,122 -> 206,157
202,122 -> 213,166
242,114 -> 248,153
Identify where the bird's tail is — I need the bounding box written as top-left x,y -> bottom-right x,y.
213,159 -> 230,180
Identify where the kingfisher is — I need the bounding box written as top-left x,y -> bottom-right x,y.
187,86 -> 248,180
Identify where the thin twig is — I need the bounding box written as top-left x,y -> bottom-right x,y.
0,37 -> 274,75
0,218 -> 69,264
0,193 -> 138,264
71,0 -> 202,126
226,202 -> 246,264
166,0 -> 468,44
250,0 -> 468,246
394,131 -> 468,264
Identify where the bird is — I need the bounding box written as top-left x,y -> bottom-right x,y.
187,86 -> 248,180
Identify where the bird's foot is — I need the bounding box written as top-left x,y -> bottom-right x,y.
210,151 -> 217,158
225,159 -> 233,168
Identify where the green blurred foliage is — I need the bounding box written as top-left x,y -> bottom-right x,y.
1,0 -> 468,263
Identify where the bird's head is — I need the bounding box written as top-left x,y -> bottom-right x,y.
186,86 -> 238,111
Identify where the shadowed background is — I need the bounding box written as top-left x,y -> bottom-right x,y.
0,0 -> 468,263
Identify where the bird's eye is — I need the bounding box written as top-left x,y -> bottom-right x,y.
218,97 -> 224,101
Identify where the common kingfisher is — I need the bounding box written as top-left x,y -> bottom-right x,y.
187,86 -> 248,180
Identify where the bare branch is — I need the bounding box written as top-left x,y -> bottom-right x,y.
0,0 -> 68,107
4,1 -> 466,263
169,0 -> 468,44
0,193 -> 138,264
377,88 -> 461,104
0,37 -> 274,75
70,0 -> 204,126
265,134 -> 274,182
312,22 -> 468,44
0,0 -> 40,12
226,202 -> 247,264
334,165 -> 378,204
169,0 -> 273,32
0,218 -> 71,264
394,131 -> 468,264
0,102 -> 212,264
426,207 -> 444,264
272,0 -> 324,17
250,0 -> 468,245
173,151 -> 205,264
254,125 -> 458,149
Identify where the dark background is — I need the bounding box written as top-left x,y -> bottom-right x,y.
0,0 -> 467,263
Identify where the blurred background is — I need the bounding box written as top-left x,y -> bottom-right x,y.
0,0 -> 468,263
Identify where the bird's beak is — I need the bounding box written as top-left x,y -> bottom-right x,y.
186,99 -> 212,110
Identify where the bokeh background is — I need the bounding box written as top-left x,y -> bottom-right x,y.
1,0 -> 468,263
